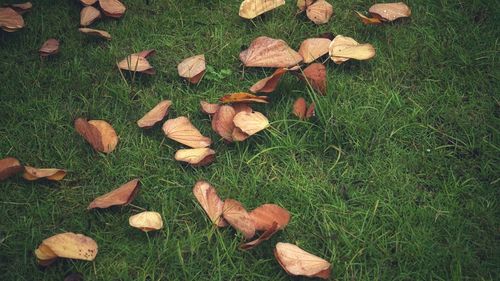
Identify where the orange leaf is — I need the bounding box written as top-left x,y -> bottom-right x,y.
293,97 -> 307,119
249,68 -> 287,93
174,148 -> 215,166
222,199 -> 256,239
240,36 -> 303,68
192,180 -> 227,227
129,211 -> 163,232
0,7 -> 24,32
87,179 -> 140,209
88,120 -> 118,153
329,35 -> 375,64
135,49 -> 156,59
137,100 -> 172,128
80,6 -> 100,26
78,28 -> 111,40
23,167 -> 66,181
99,0 -> 126,18
39,39 -> 59,57
233,111 -> 269,136
35,233 -> 98,266
355,11 -> 383,25
306,102 -> 315,119
249,204 -> 290,231
200,101 -> 220,115
219,92 -> 268,104
162,116 -> 212,148
297,0 -> 316,12
211,105 -> 236,141
274,242 -> 331,279
301,62 -> 327,95
239,0 -> 285,19
306,0 -> 333,25
369,2 -> 411,22
0,157 -> 23,181
298,38 -> 331,63
239,221 -> 279,250
117,53 -> 155,75
177,54 -> 206,84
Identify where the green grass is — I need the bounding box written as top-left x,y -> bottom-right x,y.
1,0 -> 499,280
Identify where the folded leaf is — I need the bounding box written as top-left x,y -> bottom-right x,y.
80,6 -> 100,26
162,116 -> 212,148
79,28 -> 111,40
301,62 -> 327,95
219,92 -> 268,104
222,199 -> 255,239
298,38 -> 331,63
200,101 -> 220,115
369,2 -> 411,22
0,157 -> 23,181
329,35 -> 375,64
274,242 -> 331,279
87,179 -> 140,209
177,54 -> 206,84
39,39 -> 59,57
137,100 -> 172,128
193,180 -> 227,227
240,36 -> 303,68
306,0 -> 333,25
240,221 -> 278,250
99,0 -> 126,18
117,53 -> 155,75
233,111 -> 269,136
249,68 -> 287,93
174,148 -> 215,166
23,167 -> 66,181
249,204 -> 290,231
35,233 -> 98,266
0,7 -> 24,32
129,211 -> 163,232
239,0 -> 285,19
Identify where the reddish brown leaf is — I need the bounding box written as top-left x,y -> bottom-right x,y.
162,116 -> 212,148
223,199 -> 256,239
249,68 -> 287,93
174,148 -> 215,166
293,97 -> 307,119
274,242 -> 331,279
0,7 -> 24,32
249,204 -> 290,231
211,105 -> 236,141
239,221 -> 279,250
80,5 -> 100,27
240,36 -> 303,68
200,101 -> 220,115
306,0 -> 333,25
23,167 -> 66,181
355,11 -> 383,25
302,63 -> 327,95
369,2 -> 411,22
192,180 -> 227,227
219,92 -> 268,104
306,102 -> 315,118
80,0 -> 97,5
99,0 -> 126,18
79,28 -> 111,40
117,53 -> 155,75
137,100 -> 172,128
177,54 -> 206,84
87,179 -> 140,209
39,39 -> 59,57
0,157 -> 23,181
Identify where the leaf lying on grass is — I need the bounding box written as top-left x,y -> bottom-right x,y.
80,5 -> 100,26
35,233 -> 98,266
137,100 -> 172,128
297,0 -> 316,12
298,38 -> 331,63
306,0 -> 333,25
200,101 -> 220,115
233,111 -> 269,136
23,167 -> 66,181
274,242 -> 331,279
117,51 -> 155,75
75,118 -> 119,153
174,148 -> 215,166
222,199 -> 256,239
162,116 -> 212,148
0,157 -> 23,181
212,105 -> 236,141
329,35 -> 375,64
129,211 -> 163,232
355,11 -> 383,25
80,0 -> 97,6
240,222 -> 279,250
99,0 -> 126,18
193,180 -> 227,227
0,7 -> 24,32
177,54 -> 206,84
369,2 -> 411,22
293,97 -> 315,120
249,204 -> 290,231
220,92 -> 268,104
249,68 -> 287,93
39,39 -> 59,57
240,36 -> 303,68
239,0 -> 285,19
300,62 -> 327,95
87,179 -> 140,209
78,28 -> 111,40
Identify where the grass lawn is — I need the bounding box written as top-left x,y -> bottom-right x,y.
1,0 -> 499,280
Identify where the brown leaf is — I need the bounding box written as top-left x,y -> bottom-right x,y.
35,233 -> 98,266
306,102 -> 315,119
232,127 -> 250,142
369,2 -> 411,22
6,2 -> 32,14
239,221 -> 279,250
355,11 -> 383,25
192,180 -> 227,227
137,100 -> 172,128
249,68 -> 287,93
174,148 -> 215,166
78,28 -> 111,40
0,157 -> 23,181
129,211 -> 163,232
274,242 -> 331,279
306,0 -> 333,25
162,116 -> 212,148
87,179 -> 140,209
99,0 -> 126,18
0,7 -> 24,32
222,199 -> 256,239
211,105 -> 236,141
293,97 -> 307,119
75,118 -> 103,152
239,0 -> 285,19
219,92 -> 268,104
329,35 -> 375,64
39,39 -> 59,57
117,53 -> 155,75
249,204 -> 290,231
80,0 -> 97,5
88,120 -> 118,153
297,0 -> 316,12
177,54 -> 206,84
23,167 -> 66,181
135,49 -> 156,59
233,111 -> 270,136
240,36 -> 303,68
200,101 -> 220,115
302,62 -> 327,95
298,38 -> 331,63
80,6 -> 100,27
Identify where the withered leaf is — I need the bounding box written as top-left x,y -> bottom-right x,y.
177,54 -> 206,84
240,221 -> 279,250
80,0 -> 97,5
222,199 -> 255,239
369,2 -> 411,22
193,180 -> 227,227
174,148 -> 215,166
301,62 -> 327,95
87,179 -> 140,209
162,116 -> 212,148
78,28 -> 111,40
329,35 -> 375,64
233,111 -> 270,136
129,211 -> 163,232
240,36 -> 303,68
117,53 -> 155,75
297,0 -> 316,12
200,101 -> 220,115
39,39 -> 59,57
212,105 -> 236,141
6,2 -> 32,14
219,92 -> 268,104
249,204 -> 290,231
355,11 -> 383,25
306,0 -> 333,25
0,157 -> 23,181
23,167 -> 66,181
274,242 -> 331,279
249,68 -> 287,93
298,38 -> 331,63
137,100 -> 172,128
80,5 -> 100,27
35,233 -> 98,266
239,0 -> 285,19
99,0 -> 126,18
0,7 -> 24,32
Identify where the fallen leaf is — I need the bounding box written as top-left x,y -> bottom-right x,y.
0,7 -> 24,32
301,62 -> 327,95
306,0 -> 333,25
293,97 -> 307,119
274,242 -> 331,279
306,102 -> 315,118
369,2 -> 411,22
174,148 -> 215,166
239,0 -> 285,19
192,180 -> 227,227
249,68 -> 287,93
232,103 -> 253,114
249,204 -> 290,231
162,116 -> 212,148
200,101 -> 220,115
329,35 -> 375,64
240,221 -> 279,250
233,111 -> 269,136
212,105 -> 236,141
129,211 -> 163,232
6,2 -> 32,14
222,199 -> 255,239
99,0 -> 126,18
35,233 -> 97,266
39,39 -> 59,57
80,0 -> 97,5
23,167 -> 66,181
232,127 -> 250,142
136,49 -> 156,58
240,36 -> 303,68
220,92 -> 268,104
80,5 -> 100,27
78,28 -> 111,40
137,100 -> 172,128
297,0 -> 316,12
298,38 -> 331,63
0,157 -> 23,181
75,118 -> 120,153
355,11 -> 383,25
88,179 -> 140,209
117,53 -> 155,75
178,54 -> 206,84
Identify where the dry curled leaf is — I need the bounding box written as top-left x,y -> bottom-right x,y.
129,211 -> 163,232
0,157 -> 23,181
193,180 -> 227,227
329,35 -> 375,64
39,39 -> 59,57
240,221 -> 278,250
239,0 -> 285,19
249,204 -> 290,231
212,105 -> 236,141
233,111 -> 269,136
355,11 -> 383,25
23,167 -> 66,181
0,7 -> 24,32
137,100 -> 172,128
220,92 -> 268,104
35,233 -> 98,266
75,118 -> 119,153
240,36 -> 303,68
306,0 -> 333,25
293,97 -> 315,120
99,0 -> 126,18
223,199 -> 256,239
174,148 -> 215,166
117,53 -> 155,75
249,68 -> 287,93
301,62 -> 327,95
162,116 -> 212,148
80,0 -> 97,6
200,101 -> 220,115
369,2 -> 411,22
88,179 -> 140,209
6,2 -> 32,14
297,0 -> 316,12
298,38 -> 331,63
177,54 -> 206,84
274,242 -> 331,279
78,28 -> 111,40
80,6 -> 100,27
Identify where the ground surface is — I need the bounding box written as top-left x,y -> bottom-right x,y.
0,0 -> 499,280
